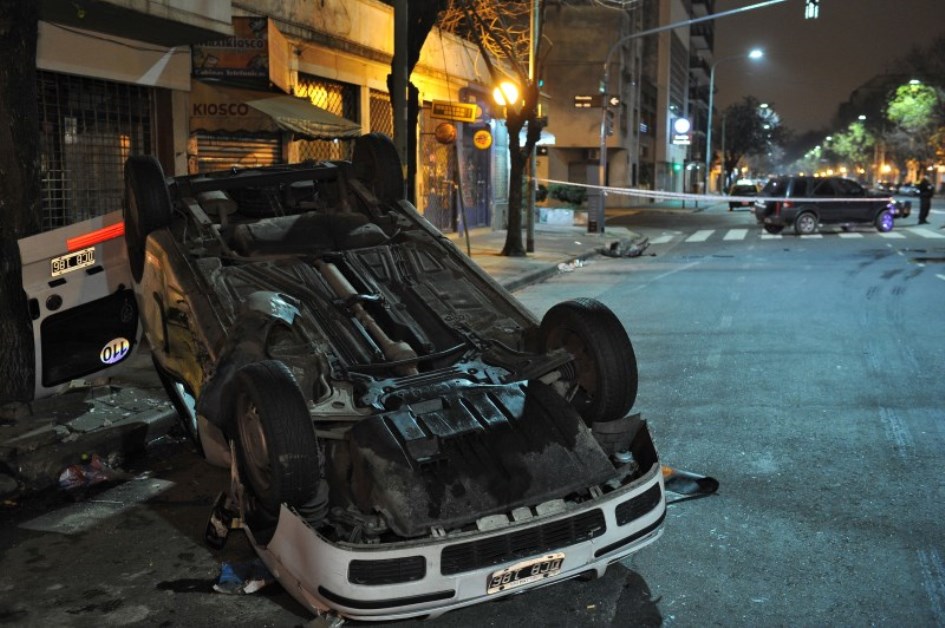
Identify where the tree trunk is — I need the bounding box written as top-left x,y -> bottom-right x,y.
501,110 -> 528,257
0,0 -> 40,401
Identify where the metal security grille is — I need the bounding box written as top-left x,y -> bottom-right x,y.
195,134 -> 281,173
419,126 -> 456,230
295,74 -> 357,162
37,70 -> 153,231
369,89 -> 394,137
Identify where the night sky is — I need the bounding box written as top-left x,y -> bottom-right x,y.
713,0 -> 945,134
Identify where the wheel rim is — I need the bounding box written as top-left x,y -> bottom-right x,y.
798,214 -> 816,234
237,401 -> 272,495
545,326 -> 599,409
879,212 -> 893,231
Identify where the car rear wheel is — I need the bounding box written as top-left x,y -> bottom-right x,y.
352,132 -> 405,205
875,209 -> 894,232
234,360 -> 321,545
763,224 -> 784,234
794,212 -> 818,235
124,155 -> 173,282
538,298 -> 638,424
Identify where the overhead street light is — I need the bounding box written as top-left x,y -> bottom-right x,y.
704,48 -> 763,195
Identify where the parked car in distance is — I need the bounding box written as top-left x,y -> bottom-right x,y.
727,182 -> 759,211
122,133 -> 666,622
897,182 -> 920,196
754,176 -> 910,235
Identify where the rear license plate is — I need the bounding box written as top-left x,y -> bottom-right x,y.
487,552 -> 565,595
51,247 -> 96,277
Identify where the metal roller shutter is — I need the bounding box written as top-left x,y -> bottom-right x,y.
195,133 -> 282,173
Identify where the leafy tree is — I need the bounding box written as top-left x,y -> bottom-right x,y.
0,0 -> 40,401
829,121 -> 875,174
884,81 -> 943,173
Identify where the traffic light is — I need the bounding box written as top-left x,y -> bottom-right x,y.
804,0 -> 819,19
605,108 -> 615,136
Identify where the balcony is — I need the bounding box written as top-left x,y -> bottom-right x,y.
690,22 -> 714,50
689,56 -> 709,84
40,0 -> 233,46
690,0 -> 715,18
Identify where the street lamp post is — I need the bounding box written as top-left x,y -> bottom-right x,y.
704,48 -> 763,195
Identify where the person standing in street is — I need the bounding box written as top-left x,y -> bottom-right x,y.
917,176 -> 933,224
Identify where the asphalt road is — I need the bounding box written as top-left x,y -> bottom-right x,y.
1,203 -> 943,627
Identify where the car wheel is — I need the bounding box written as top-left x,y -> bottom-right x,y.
234,360 -> 321,545
794,212 -> 818,235
124,155 -> 173,282
352,132 -> 405,205
763,224 -> 784,234
152,355 -> 203,456
875,209 -> 894,232
538,298 -> 638,424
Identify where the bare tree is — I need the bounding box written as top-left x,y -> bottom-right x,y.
439,0 -> 546,257
0,0 -> 41,401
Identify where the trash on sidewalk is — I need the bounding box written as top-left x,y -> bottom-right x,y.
58,453 -> 130,493
213,558 -> 275,595
205,491 -> 242,549
600,237 -> 650,258
662,464 -> 719,502
557,259 -> 586,272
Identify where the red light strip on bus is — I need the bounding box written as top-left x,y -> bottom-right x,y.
66,222 -> 126,252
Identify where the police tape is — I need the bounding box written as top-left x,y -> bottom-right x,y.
537,178 -> 907,206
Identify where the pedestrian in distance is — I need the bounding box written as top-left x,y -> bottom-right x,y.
917,176 -> 934,224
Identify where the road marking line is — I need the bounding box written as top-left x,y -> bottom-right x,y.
838,232 -> 864,238
686,229 -> 714,242
908,227 -> 945,239
879,232 -> 907,238
760,233 -> 782,239
649,234 -> 674,245
723,229 -> 748,241
799,234 -> 823,239
937,274 -> 945,282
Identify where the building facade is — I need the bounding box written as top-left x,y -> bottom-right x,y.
32,0 -> 507,234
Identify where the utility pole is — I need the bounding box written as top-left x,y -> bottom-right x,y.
526,0 -> 540,252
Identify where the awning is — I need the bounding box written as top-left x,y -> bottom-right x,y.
190,80 -> 361,140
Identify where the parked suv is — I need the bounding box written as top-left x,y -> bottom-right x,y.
754,176 -> 910,235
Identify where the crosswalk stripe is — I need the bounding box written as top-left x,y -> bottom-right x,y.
879,232 -> 906,239
907,227 -> 945,239
838,232 -> 864,238
760,233 -> 782,239
649,234 -> 674,245
799,234 -> 823,239
686,229 -> 714,242
723,228 -> 748,241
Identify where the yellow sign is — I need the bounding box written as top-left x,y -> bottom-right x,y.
431,100 -> 479,123
473,129 -> 493,150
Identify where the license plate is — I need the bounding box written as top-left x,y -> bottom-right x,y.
487,552 -> 565,595
51,247 -> 96,277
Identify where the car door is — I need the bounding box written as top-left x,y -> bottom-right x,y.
810,178 -> 840,222
17,211 -> 139,400
833,178 -> 872,222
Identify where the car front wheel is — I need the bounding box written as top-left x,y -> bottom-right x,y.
538,298 -> 638,424
794,212 -> 818,235
234,360 -> 322,545
875,209 -> 894,232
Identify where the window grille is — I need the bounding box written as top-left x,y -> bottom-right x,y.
295,74 -> 357,162
369,89 -> 394,138
37,70 -> 153,231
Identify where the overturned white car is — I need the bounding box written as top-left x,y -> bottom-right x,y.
124,133 -> 665,621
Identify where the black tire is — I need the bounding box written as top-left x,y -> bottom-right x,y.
794,212 -> 818,235
152,355 -> 203,456
352,132 -> 405,204
538,298 -> 638,424
763,224 -> 784,235
875,209 -> 894,232
233,360 -> 320,545
124,155 -> 173,282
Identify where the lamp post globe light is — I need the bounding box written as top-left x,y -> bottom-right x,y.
704,48 -> 763,194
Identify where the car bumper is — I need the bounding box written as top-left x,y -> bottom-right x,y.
251,427 -> 666,622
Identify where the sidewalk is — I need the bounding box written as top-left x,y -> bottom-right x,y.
0,223 -> 646,500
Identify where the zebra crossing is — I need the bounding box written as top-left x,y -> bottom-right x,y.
647,226 -> 945,246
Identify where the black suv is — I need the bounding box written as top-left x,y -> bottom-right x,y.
754,176 -> 910,235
